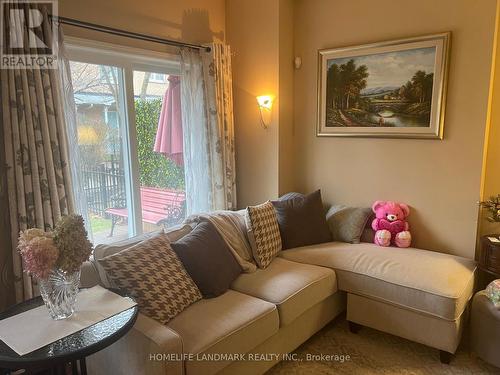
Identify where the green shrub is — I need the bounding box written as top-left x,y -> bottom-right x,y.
135,98 -> 185,190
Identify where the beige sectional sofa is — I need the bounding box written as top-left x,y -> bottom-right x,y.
81,219 -> 477,374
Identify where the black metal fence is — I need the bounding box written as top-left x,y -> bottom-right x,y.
81,162 -> 125,216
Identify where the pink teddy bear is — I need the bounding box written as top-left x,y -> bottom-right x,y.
371,201 -> 412,248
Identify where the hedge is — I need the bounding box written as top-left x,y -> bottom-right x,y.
135,98 -> 185,190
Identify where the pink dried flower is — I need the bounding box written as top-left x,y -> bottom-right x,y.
18,228 -> 51,247
18,232 -> 59,280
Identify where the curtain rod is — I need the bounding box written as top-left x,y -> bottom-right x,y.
50,15 -> 211,52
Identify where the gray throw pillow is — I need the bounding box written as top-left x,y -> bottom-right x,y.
171,221 -> 242,298
326,205 -> 372,244
272,190 -> 332,250
279,192 -> 305,201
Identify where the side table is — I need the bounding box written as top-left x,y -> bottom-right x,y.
0,292 -> 138,374
478,235 -> 500,290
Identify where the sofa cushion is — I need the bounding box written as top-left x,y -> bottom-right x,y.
171,221 -> 242,298
278,192 -> 305,201
279,242 -> 476,321
93,225 -> 192,287
167,290 -> 278,375
231,258 -> 337,326
98,233 -> 202,324
245,201 -> 282,268
326,205 -> 372,244
272,190 -> 331,249
185,210 -> 257,273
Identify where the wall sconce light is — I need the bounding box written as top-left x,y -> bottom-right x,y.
256,95 -> 275,128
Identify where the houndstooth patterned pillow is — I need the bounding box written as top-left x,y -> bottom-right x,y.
98,233 -> 201,324
246,201 -> 282,268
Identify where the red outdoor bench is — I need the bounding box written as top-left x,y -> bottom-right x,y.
105,187 -> 186,236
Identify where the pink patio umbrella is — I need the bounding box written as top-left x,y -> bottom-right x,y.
154,75 -> 183,166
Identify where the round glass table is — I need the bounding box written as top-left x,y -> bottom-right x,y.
0,291 -> 138,375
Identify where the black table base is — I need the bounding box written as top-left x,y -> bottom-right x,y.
1,357 -> 86,375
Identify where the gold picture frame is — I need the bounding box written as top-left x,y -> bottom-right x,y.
317,32 -> 450,139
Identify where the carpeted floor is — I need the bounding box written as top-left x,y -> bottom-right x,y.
267,315 -> 500,374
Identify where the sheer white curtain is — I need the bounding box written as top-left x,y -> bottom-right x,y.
179,49 -> 212,215
179,44 -> 237,216
58,35 -> 91,237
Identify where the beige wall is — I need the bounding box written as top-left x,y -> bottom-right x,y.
56,0 -> 499,258
226,0 -> 281,207
278,0 -> 296,195
293,0 -> 497,258
58,0 -> 225,49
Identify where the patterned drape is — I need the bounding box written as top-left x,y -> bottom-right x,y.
0,102 -> 15,312
180,43 -> 237,215
0,5 -> 75,302
201,43 -> 237,210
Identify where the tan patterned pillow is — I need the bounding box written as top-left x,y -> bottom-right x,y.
246,201 -> 282,268
98,233 -> 201,324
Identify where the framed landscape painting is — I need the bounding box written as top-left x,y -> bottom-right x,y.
317,32 -> 450,138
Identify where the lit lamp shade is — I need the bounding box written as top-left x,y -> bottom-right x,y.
256,95 -> 275,128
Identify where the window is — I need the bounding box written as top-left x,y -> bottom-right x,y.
66,38 -> 185,245
149,72 -> 167,83
99,66 -> 117,84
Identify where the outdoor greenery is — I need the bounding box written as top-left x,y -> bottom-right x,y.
77,117 -> 118,167
89,215 -> 112,233
135,98 -> 185,190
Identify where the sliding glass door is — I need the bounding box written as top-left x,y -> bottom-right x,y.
66,39 -> 184,245
132,71 -> 186,234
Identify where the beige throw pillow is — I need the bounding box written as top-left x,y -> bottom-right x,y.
98,232 -> 201,324
93,225 -> 192,288
246,201 -> 282,268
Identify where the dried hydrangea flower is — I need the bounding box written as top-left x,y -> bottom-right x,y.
18,232 -> 58,280
53,214 -> 93,274
19,228 -> 52,247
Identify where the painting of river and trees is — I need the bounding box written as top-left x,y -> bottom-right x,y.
317,33 -> 450,138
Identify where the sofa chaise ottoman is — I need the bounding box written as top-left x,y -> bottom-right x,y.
280,241 -> 477,363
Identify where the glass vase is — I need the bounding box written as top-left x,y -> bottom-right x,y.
39,268 -> 81,320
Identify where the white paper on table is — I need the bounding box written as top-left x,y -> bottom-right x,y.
0,285 -> 137,356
